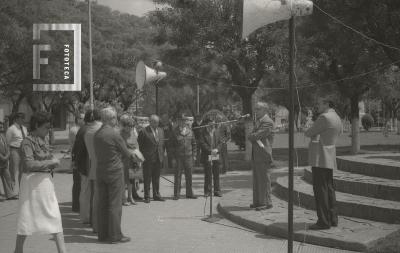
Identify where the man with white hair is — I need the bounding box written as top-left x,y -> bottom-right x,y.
248,102 -> 275,211
94,107 -> 134,243
138,114 -> 165,203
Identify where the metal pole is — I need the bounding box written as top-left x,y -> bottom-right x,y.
288,16 -> 295,253
88,0 -> 94,110
197,77 -> 200,115
136,90 -> 139,116
210,163 -> 213,216
155,84 -> 159,115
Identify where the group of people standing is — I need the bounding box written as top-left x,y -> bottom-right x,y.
0,95 -> 342,252
0,112 -> 28,201
249,98 -> 342,231
69,109 -> 231,245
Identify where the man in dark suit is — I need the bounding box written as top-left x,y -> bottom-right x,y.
138,114 -> 165,203
94,107 -> 134,244
199,118 -> 223,197
73,110 -> 94,222
192,114 -> 202,166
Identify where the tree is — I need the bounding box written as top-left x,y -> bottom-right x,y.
0,0 -> 160,117
299,0 -> 391,153
150,0 -> 290,116
371,65 -> 400,129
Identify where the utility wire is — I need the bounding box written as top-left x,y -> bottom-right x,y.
161,59 -> 400,91
313,3 -> 400,53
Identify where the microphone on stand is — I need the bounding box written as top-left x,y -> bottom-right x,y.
239,114 -> 251,119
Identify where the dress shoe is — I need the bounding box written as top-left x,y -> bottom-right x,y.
331,223 -> 338,227
214,192 -> 222,197
109,236 -> 131,244
133,194 -> 143,200
7,195 -> 18,200
308,223 -> 330,230
153,197 -> 165,201
173,196 -> 179,200
204,192 -> 211,197
255,204 -> 273,211
144,198 -> 150,203
186,195 -> 198,199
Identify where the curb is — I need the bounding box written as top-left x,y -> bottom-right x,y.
217,191 -> 367,252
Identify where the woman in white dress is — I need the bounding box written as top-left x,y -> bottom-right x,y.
15,112 -> 67,253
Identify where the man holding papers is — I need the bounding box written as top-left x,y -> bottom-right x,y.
248,102 -> 275,211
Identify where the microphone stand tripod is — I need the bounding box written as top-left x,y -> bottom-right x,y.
201,158 -> 221,223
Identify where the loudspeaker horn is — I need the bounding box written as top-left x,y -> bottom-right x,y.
135,61 -> 167,90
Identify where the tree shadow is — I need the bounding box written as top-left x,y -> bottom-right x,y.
58,202 -> 99,244
253,221 -> 314,240
220,205 -> 252,212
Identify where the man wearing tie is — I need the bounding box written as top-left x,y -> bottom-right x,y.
199,118 -> 223,197
248,102 -> 275,211
138,115 -> 165,203
6,112 -> 28,193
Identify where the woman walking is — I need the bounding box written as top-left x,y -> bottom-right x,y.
14,112 -> 67,253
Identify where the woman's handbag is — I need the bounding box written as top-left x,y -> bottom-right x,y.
129,162 -> 143,180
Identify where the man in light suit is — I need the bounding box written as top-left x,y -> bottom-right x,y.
248,102 -> 275,211
84,110 -> 102,233
305,97 -> 342,230
137,114 -> 165,203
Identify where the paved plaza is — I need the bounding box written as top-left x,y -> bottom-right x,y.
0,169 -> 358,253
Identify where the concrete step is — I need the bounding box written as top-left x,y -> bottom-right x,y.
337,154 -> 400,180
303,167 -> 400,202
218,189 -> 400,252
275,176 -> 400,224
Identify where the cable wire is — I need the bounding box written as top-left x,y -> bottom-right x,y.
313,3 -> 400,53
158,58 -> 400,92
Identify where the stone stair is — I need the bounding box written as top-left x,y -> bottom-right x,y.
275,176 -> 400,224
271,154 -> 400,250
303,167 -> 400,202
218,189 -> 400,252
337,154 -> 400,180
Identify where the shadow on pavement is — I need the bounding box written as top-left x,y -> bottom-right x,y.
58,202 -> 99,244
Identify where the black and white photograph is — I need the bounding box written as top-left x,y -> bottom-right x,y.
0,0 -> 400,252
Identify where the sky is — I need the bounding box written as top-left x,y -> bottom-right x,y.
95,0 -> 159,17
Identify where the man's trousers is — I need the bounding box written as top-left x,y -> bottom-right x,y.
174,156 -> 194,197
311,167 -> 338,228
204,160 -> 220,195
79,174 -> 91,223
0,166 -> 15,198
252,163 -> 272,207
97,175 -> 124,242
143,159 -> 161,199
72,168 -> 81,212
90,179 -> 98,232
9,148 -> 21,191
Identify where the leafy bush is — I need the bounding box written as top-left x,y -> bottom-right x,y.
231,122 -> 245,150
362,114 -> 374,131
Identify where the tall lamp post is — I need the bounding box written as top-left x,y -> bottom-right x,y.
88,0 -> 94,110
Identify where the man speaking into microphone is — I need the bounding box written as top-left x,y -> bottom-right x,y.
248,102 -> 275,211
